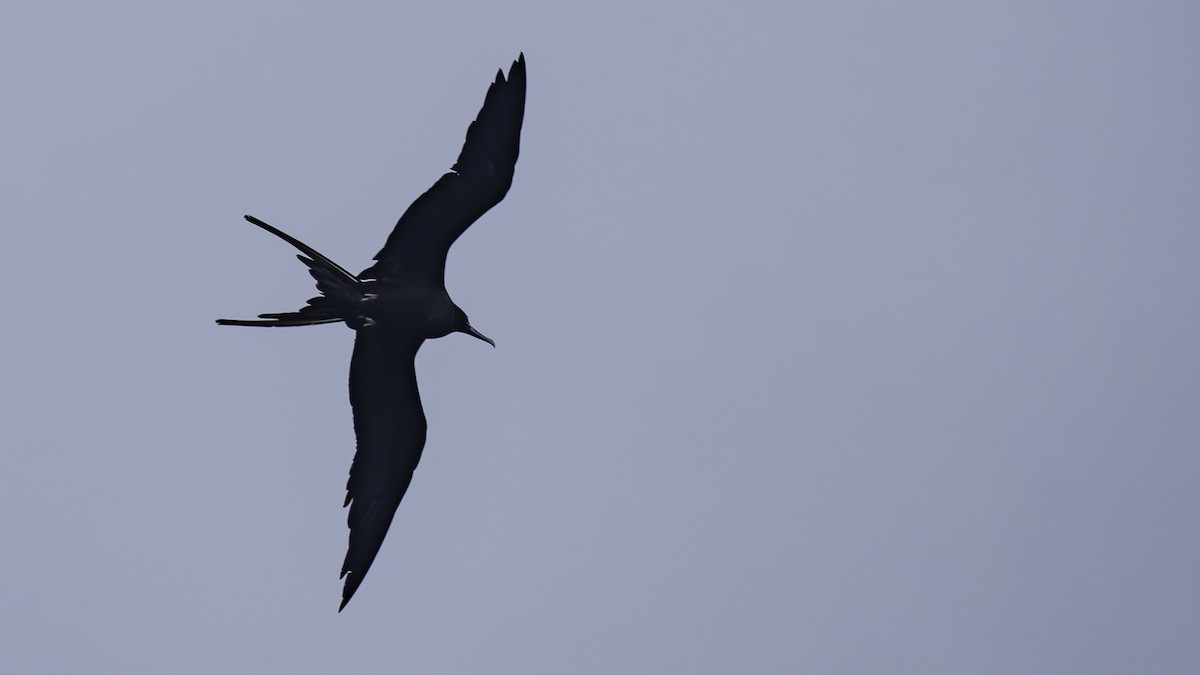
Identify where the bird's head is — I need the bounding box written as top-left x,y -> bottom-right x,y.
454,306 -> 495,347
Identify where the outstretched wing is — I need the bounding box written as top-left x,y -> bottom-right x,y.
339,328 -> 427,611
360,53 -> 526,284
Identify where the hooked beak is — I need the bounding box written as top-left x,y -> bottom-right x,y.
462,323 -> 495,348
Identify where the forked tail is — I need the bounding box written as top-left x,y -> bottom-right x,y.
216,215 -> 364,327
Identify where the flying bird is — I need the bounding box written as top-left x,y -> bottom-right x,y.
217,54 -> 526,611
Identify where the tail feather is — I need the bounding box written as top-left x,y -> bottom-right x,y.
243,215 -> 357,284
299,255 -> 362,306
216,215 -> 365,328
216,316 -> 344,327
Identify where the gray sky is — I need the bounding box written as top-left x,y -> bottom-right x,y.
2,1 -> 1198,673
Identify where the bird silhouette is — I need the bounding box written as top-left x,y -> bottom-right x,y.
217,54 -> 526,611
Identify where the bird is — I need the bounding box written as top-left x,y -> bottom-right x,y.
217,53 -> 526,611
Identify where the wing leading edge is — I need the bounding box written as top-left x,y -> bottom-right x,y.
339,328 -> 427,611
360,53 -> 526,284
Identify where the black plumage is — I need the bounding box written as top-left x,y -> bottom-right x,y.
217,54 -> 526,610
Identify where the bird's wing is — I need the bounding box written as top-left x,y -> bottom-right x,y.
359,53 -> 526,284
339,328 -> 427,611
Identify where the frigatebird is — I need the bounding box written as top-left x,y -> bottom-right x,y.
217,54 -> 526,611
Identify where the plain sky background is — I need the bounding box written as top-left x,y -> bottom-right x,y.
2,2 -> 1197,673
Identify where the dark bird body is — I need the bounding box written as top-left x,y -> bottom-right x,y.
217,54 -> 526,611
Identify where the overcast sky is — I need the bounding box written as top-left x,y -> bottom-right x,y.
2,2 -> 1198,673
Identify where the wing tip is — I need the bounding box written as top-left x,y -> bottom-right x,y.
339,571 -> 363,612
497,53 -> 525,84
